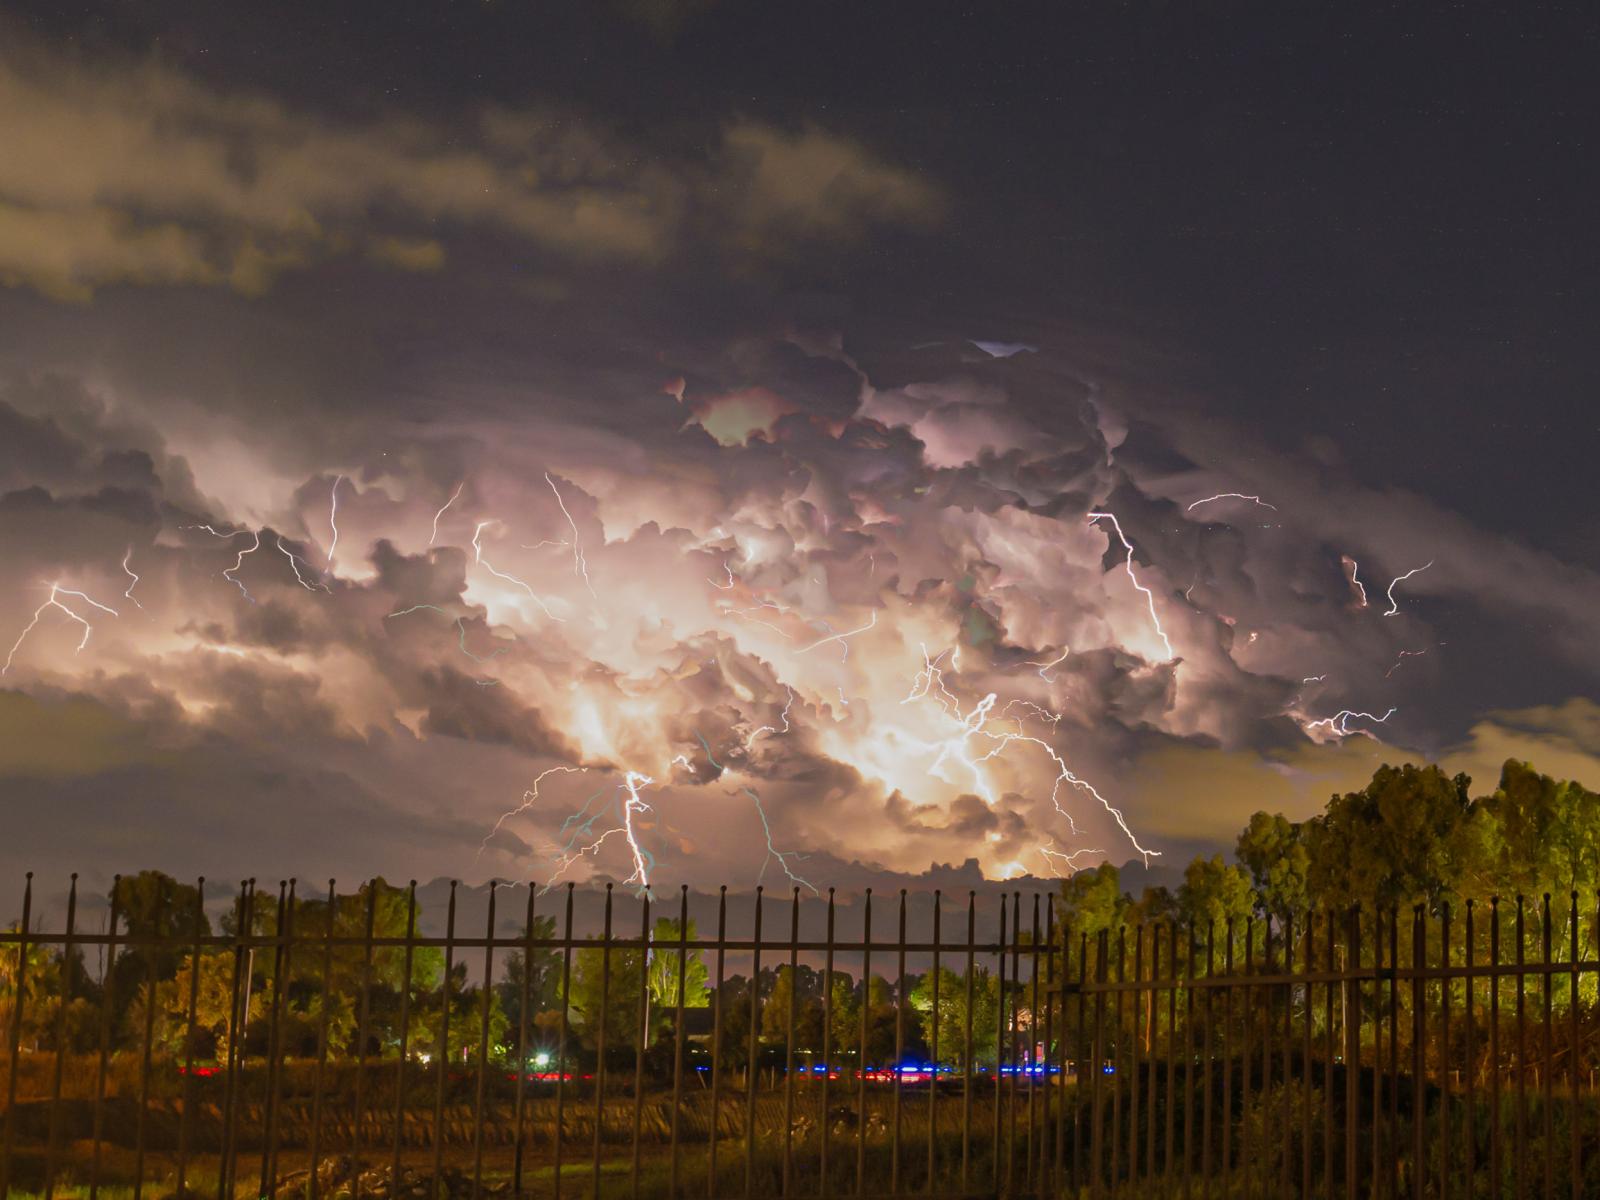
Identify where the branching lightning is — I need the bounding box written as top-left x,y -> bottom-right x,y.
1037,841 -> 1106,877
386,603 -> 510,665
741,786 -> 817,893
618,771 -> 655,893
472,520 -> 563,621
900,647 -> 1160,862
1024,647 -> 1070,681
222,531 -> 262,601
1303,707 -> 1397,738
797,609 -> 877,658
545,473 -> 597,600
1383,561 -> 1434,616
277,535 -> 331,592
479,765 -> 586,860
3,584 -> 119,674
1087,512 -> 1174,661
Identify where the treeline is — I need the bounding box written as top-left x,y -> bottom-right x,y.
1058,758 -> 1600,935
0,883 -> 1006,1071
4,757 -> 1595,1070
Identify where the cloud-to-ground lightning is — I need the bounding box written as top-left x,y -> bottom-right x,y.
326,475 -> 343,569
617,771 -> 655,893
544,473 -> 598,600
1087,511 -> 1174,661
429,481 -> 464,547
120,547 -> 144,610
1341,556 -> 1369,607
3,584 -> 119,674
472,520 -> 562,620
1186,493 -> 1278,512
1383,560 -> 1434,616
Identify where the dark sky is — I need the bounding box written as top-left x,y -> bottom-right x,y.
0,4 -> 1595,894
25,1 -> 1596,558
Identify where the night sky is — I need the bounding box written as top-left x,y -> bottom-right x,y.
1,4 -> 1596,895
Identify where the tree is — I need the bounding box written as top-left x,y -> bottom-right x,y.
1305,763 -> 1474,917
1056,863 -> 1132,940
496,918 -> 562,1063
909,966 -> 1001,1068
1177,854 -> 1255,935
570,944 -> 647,1052
646,918 -> 709,1012
1235,812 -> 1311,922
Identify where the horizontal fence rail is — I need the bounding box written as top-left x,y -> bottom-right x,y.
3,879 -> 1600,1197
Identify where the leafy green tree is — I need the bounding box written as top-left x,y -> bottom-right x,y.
570,943 -> 647,1051
1056,863 -> 1132,939
1305,763 -> 1474,917
1177,854 -> 1255,935
909,966 -> 1000,1068
0,922 -> 61,1050
646,918 -> 709,1012
1236,812 -> 1311,922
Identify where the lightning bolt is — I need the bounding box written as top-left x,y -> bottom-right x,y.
1024,647 -> 1070,681
741,786 -> 817,893
1037,842 -> 1106,878
3,584 -> 119,674
1087,512 -> 1174,661
385,604 -> 510,666
901,651 -> 1160,863
326,475 -> 343,569
1186,493 -> 1278,512
472,520 -> 563,621
618,771 -> 655,894
1384,648 -> 1428,679
1303,707 -> 1397,738
739,686 -> 795,753
222,531 -> 262,601
277,535 -> 331,592
708,562 -> 737,589
1342,556 -> 1369,607
429,481 -> 464,547
544,473 -> 597,600
479,765 -> 587,860
120,548 -> 144,610
1383,561 -> 1433,616
690,730 -> 813,891
796,609 -> 877,658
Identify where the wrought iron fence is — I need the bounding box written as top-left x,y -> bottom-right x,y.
4,876 -> 1600,1198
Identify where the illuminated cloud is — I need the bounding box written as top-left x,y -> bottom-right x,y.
0,37 -> 944,299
